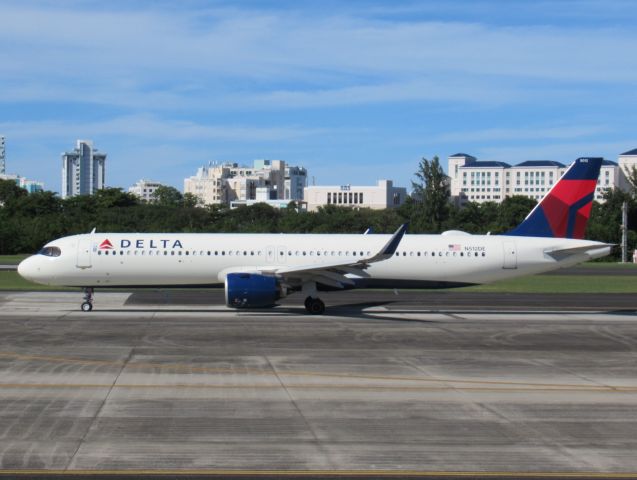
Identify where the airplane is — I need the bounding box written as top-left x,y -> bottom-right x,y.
18,157 -> 611,315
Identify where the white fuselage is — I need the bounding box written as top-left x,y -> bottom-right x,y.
18,232 -> 610,289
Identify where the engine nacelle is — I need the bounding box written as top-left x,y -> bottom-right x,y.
225,273 -> 281,308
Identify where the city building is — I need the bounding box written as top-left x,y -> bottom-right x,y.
0,173 -> 44,194
184,159 -> 306,207
304,180 -> 407,212
61,140 -> 106,198
0,136 -> 45,193
128,179 -> 165,203
618,148 -> 637,190
448,153 -> 622,204
0,135 -> 5,175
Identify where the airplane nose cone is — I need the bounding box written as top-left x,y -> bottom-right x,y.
17,257 -> 37,282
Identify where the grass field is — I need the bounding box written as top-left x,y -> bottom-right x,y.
0,254 -> 29,265
461,275 -> 637,294
1,265 -> 636,293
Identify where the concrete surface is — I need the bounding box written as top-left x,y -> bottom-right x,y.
0,290 -> 636,478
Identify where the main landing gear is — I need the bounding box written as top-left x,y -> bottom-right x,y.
304,296 -> 325,315
302,281 -> 325,315
81,287 -> 94,312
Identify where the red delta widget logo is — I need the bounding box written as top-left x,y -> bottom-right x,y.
98,238 -> 183,250
98,239 -> 114,250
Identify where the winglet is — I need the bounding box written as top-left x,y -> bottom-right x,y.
363,227 -> 373,234
370,223 -> 408,261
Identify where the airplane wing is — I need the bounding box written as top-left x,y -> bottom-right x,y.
257,223 -> 408,288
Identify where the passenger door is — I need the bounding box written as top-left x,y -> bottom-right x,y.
76,235 -> 92,269
502,240 -> 517,269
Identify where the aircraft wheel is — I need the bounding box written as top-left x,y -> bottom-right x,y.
308,298 -> 325,315
304,296 -> 313,311
81,302 -> 93,312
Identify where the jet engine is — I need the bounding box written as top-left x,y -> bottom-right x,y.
224,273 -> 282,308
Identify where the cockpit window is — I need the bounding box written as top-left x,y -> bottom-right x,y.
38,246 -> 61,257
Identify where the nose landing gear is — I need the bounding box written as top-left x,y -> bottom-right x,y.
81,288 -> 94,312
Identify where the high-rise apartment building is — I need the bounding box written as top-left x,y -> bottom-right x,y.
61,140 -> 106,198
0,135 -> 5,175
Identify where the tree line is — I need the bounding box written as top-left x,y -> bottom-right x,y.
0,156 -> 634,258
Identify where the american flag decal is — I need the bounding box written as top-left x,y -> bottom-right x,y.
448,244 -> 461,251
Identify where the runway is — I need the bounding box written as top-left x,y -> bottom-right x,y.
1,290 -> 637,479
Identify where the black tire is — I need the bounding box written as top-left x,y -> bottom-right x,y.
81,302 -> 93,312
308,298 -> 325,315
304,296 -> 313,311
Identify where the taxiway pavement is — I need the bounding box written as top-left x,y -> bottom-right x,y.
0,290 -> 636,478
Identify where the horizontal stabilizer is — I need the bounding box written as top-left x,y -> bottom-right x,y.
545,243 -> 613,261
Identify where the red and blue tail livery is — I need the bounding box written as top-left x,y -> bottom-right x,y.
506,157 -> 603,239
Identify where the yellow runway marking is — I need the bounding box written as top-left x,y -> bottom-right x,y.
1,351 -> 636,392
1,469 -> 637,478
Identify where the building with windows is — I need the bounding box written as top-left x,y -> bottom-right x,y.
0,135 -> 5,175
618,148 -> 637,189
448,153 -> 621,204
0,136 -> 44,193
0,173 -> 44,194
128,179 -> 165,202
304,180 -> 406,212
184,159 -> 306,207
61,140 -> 106,198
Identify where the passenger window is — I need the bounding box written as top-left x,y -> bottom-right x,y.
97,251 -> 102,256
164,251 -> 168,256
395,252 -> 399,257
171,251 -> 175,256
417,252 -> 420,256
222,251 -> 225,255
186,251 -> 190,256
178,251 -> 182,256
482,252 -> 486,257
474,252 -> 478,257
403,252 -> 407,256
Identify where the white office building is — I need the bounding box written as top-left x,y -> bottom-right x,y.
304,180 -> 407,212
618,148 -> 637,190
128,179 -> 165,203
448,153 -> 621,204
61,140 -> 106,198
185,159 -> 306,207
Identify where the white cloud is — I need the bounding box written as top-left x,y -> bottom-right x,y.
1,2 -> 636,110
0,115 -> 326,142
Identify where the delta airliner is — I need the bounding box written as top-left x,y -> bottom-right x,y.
18,157 -> 611,314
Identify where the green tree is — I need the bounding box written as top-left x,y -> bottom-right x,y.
0,178 -> 27,205
152,186 -> 183,207
411,155 -> 450,232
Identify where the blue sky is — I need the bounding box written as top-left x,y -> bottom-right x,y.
1,0 -> 636,194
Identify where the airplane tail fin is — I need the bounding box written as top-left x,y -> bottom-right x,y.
505,157 -> 603,239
